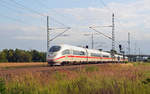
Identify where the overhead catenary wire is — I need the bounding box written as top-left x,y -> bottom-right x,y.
35,0 -> 74,25
1,0 -> 133,54
0,2 -> 46,30
0,1 -> 46,30
49,27 -> 71,41
0,0 -> 42,26
33,0 -> 70,27
0,1 -> 33,26
8,0 -> 68,27
34,0 -> 72,19
99,0 -> 114,13
97,0 -> 134,54
0,14 -> 47,33
90,27 -> 135,53
1,0 -> 70,28
0,14 -> 29,25
99,0 -> 126,30
10,0 -> 46,17
0,0 -> 23,14
89,27 -> 112,40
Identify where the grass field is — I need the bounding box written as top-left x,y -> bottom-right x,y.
0,62 -> 47,69
0,62 -> 150,94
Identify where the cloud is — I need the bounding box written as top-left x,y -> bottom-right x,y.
1,0 -> 150,53
51,0 -> 150,41
0,23 -> 46,40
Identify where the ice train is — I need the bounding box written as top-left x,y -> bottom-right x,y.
47,44 -> 128,65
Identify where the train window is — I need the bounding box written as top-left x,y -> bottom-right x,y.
73,50 -> 80,55
62,50 -> 70,55
80,51 -> 85,55
91,53 -> 101,57
73,50 -> 85,56
103,55 -> 109,58
49,46 -> 61,52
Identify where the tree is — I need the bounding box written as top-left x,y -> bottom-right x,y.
7,49 -> 15,62
0,49 -> 46,62
39,52 -> 46,62
0,51 -> 8,62
31,50 -> 41,62
24,51 -> 32,62
14,49 -> 32,62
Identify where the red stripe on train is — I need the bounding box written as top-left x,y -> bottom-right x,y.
48,56 -> 66,61
68,55 -> 112,59
48,55 -> 114,61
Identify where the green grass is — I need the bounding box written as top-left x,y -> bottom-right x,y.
131,62 -> 150,66
0,78 -> 6,94
1,63 -> 150,94
2,75 -> 150,94
85,66 -> 99,72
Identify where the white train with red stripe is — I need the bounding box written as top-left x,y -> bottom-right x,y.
47,44 -> 128,65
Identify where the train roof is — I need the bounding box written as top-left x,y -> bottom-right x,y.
51,44 -> 125,57
54,44 -> 110,54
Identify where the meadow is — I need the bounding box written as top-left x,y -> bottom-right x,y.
0,62 -> 47,69
0,62 -> 150,94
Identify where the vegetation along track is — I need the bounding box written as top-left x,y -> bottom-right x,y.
1,62 -> 150,94
0,63 -> 132,77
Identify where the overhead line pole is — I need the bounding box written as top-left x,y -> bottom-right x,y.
47,16 -> 50,60
128,32 -> 130,55
112,13 -> 115,60
92,32 -> 94,49
128,32 -> 131,61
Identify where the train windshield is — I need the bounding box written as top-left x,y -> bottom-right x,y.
49,46 -> 61,52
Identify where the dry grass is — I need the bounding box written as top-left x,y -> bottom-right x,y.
0,62 -> 47,68
1,63 -> 150,94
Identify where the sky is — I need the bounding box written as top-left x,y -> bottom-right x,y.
0,0 -> 150,54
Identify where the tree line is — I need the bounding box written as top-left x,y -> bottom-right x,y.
0,49 -> 46,62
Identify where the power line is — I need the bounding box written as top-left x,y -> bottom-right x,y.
34,0 -> 50,11
49,28 -> 70,41
0,14 -> 46,32
0,0 -> 23,14
89,27 -> 112,40
9,0 -> 67,27
99,0 -> 127,34
0,14 -> 29,25
0,0 -> 67,28
0,0 -> 43,26
10,0 -> 46,17
0,0 -> 37,26
99,0 -> 113,13
33,0 -> 70,27
50,17 -> 68,27
98,0 -> 132,54
89,27 -> 133,54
